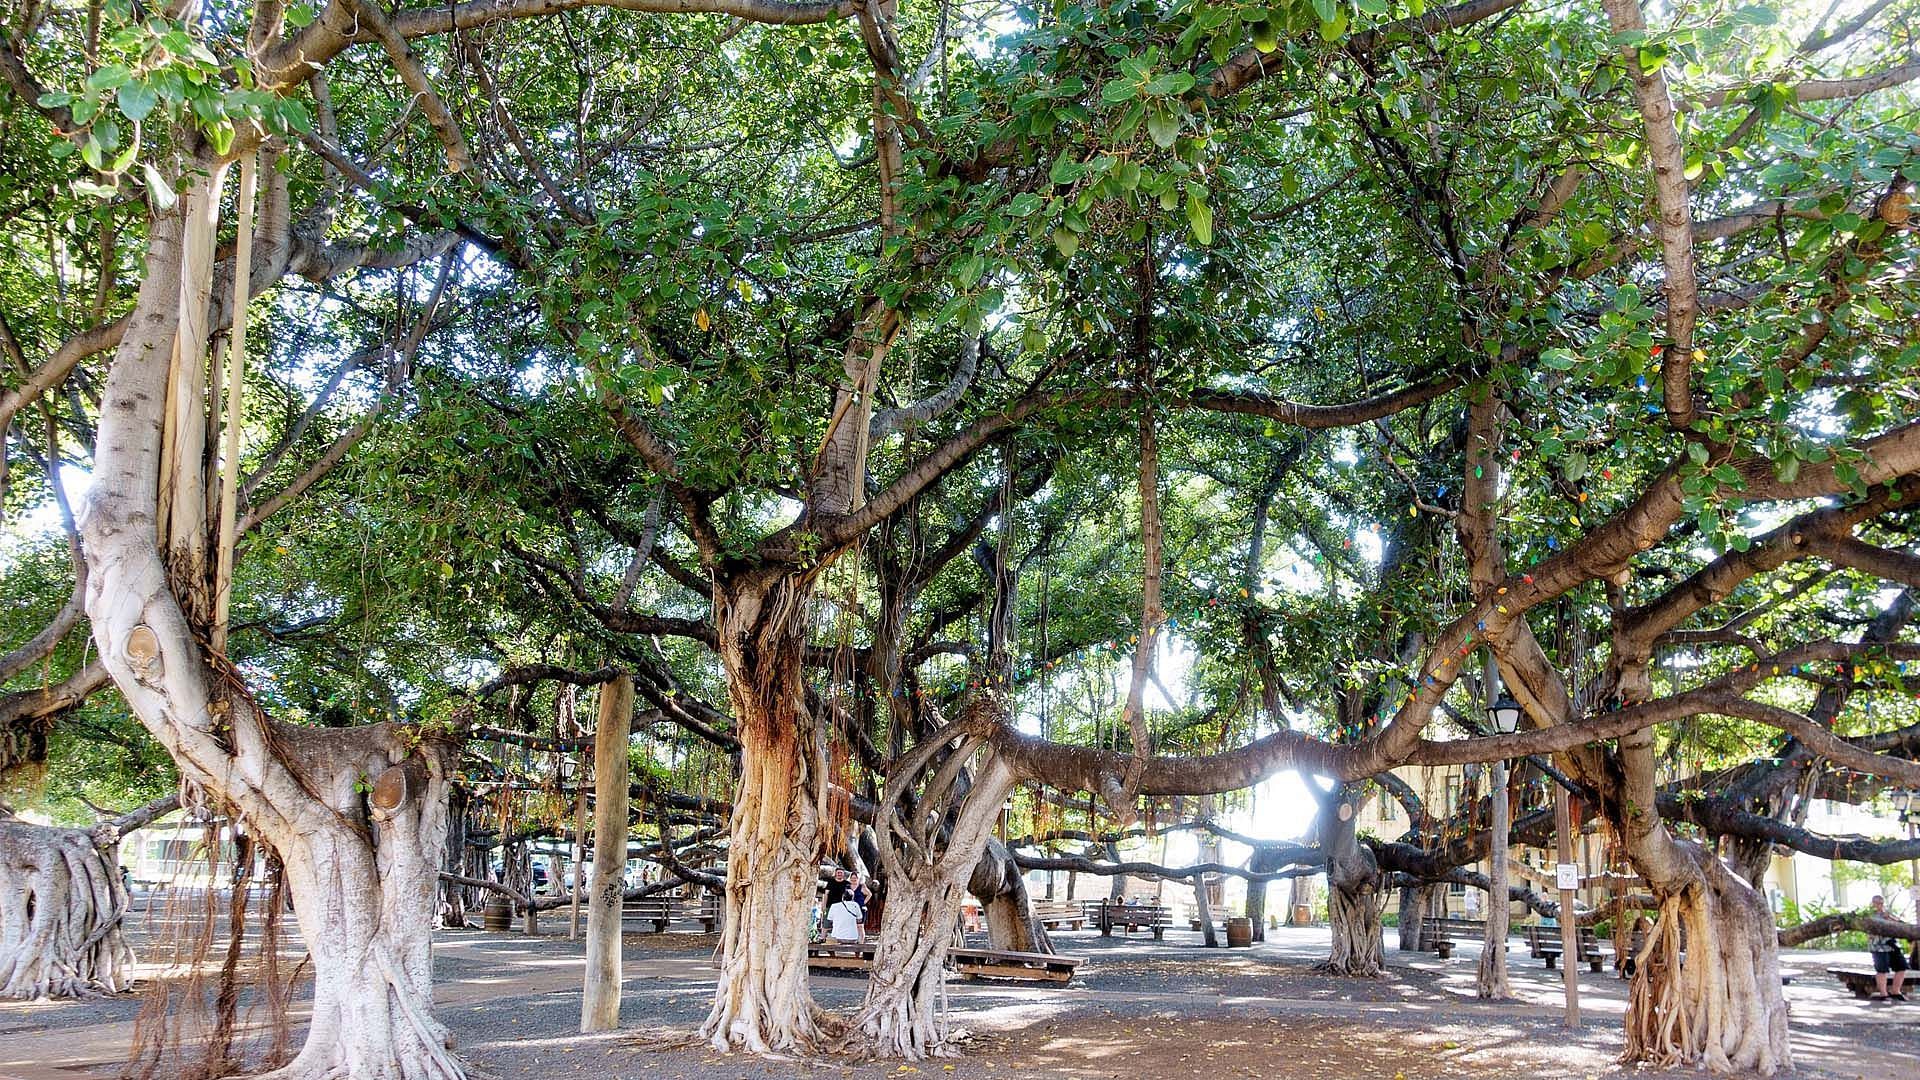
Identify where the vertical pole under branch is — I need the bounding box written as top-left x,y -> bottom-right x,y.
1479,659 -> 1511,998
570,758 -> 587,940
211,152 -> 258,656
581,674 -> 632,1033
1555,784 -> 1581,1027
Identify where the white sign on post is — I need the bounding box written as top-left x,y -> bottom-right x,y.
1555,863 -> 1580,891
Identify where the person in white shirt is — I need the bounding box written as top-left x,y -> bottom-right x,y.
827,895 -> 865,943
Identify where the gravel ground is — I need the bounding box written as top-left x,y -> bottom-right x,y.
5,913 -> 1918,1080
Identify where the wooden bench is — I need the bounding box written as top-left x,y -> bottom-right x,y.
1420,916 -> 1492,960
1084,900 -> 1171,939
806,942 -> 1082,984
623,895 -> 721,933
950,947 -> 1084,984
1030,900 -> 1086,930
1527,925 -> 1608,972
808,941 -> 876,971
1828,968 -> 1891,999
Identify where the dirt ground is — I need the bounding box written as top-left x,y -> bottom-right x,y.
5,911 -> 1918,1080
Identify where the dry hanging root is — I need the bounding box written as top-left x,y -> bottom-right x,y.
1622,859 -> 1791,1076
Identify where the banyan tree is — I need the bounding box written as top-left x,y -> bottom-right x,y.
2,0 -> 1919,1075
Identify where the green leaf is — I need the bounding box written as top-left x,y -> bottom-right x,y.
1251,20 -> 1281,53
86,65 -> 132,93
1052,228 -> 1080,258
117,82 -> 157,124
1146,106 -> 1180,149
1049,155 -> 1086,187
1186,190 -> 1214,246
1354,0 -> 1388,14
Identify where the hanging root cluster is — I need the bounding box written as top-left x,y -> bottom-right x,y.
126,815 -> 297,1080
1623,860 -> 1790,1076
0,819 -> 134,999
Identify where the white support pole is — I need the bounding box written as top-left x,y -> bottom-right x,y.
211,153 -> 258,656
581,674 -> 632,1033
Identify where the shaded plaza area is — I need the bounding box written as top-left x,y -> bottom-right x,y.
6,917 -> 1917,1080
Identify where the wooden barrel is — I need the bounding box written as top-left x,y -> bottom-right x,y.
482,897 -> 513,931
1291,903 -> 1312,926
1226,916 -> 1253,948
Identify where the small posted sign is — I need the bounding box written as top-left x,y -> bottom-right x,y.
1555,863 -> 1580,891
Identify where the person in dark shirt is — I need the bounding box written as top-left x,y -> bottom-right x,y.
1869,895 -> 1910,1002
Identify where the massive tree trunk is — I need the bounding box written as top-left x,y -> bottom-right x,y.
700,565 -> 835,1053
80,171 -> 465,1080
1317,791 -> 1383,977
1611,728 -> 1789,1075
0,819 -> 134,999
1623,847 -> 1789,1074
258,747 -> 461,1080
849,730 -> 1013,1059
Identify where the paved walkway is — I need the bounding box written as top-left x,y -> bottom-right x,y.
3,924 -> 1915,1079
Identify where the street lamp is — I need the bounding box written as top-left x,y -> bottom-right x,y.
1489,692 -> 1523,735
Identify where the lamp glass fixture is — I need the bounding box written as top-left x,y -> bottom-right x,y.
1489,691 -> 1522,735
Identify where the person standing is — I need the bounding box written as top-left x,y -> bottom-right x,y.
820,868 -> 849,939
1869,894 -> 1910,1002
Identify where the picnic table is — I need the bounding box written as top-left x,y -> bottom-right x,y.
1083,899 -> 1171,939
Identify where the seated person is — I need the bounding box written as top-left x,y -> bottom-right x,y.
1869,894 -> 1909,1003
826,894 -> 865,944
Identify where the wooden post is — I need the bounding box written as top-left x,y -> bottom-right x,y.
580,674 -> 632,1033
522,841 -> 539,936
211,152 -> 257,657
569,758 -> 587,940
1554,784 -> 1581,1027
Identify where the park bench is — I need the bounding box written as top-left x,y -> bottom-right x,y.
807,940 -> 875,972
1084,899 -> 1171,939
949,946 -> 1084,983
806,942 -> 1082,984
623,894 -> 722,933
1419,916 -> 1492,960
1029,900 -> 1086,930
1526,925 -> 1609,972
1827,968 -> 1891,998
